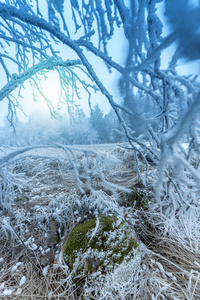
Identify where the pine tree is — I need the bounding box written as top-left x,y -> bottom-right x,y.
90,104 -> 108,143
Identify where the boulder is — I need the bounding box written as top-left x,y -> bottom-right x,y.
64,216 -> 138,277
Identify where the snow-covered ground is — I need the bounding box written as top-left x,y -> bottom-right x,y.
0,144 -> 139,208
0,144 -> 199,299
0,144 -> 144,299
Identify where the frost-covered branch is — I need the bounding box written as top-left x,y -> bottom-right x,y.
0,58 -> 81,102
0,0 -> 200,209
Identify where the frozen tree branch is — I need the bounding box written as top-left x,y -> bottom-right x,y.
0,58 -> 81,102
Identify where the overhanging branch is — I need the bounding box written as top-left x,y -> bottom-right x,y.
0,57 -> 81,101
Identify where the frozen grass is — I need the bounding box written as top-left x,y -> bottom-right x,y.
2,221 -> 200,299
0,145 -> 200,299
0,253 -> 77,299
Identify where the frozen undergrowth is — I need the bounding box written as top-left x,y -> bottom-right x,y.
0,145 -> 200,299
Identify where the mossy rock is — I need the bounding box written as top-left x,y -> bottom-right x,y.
64,216 -> 138,277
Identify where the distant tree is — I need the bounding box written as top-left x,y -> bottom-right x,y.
0,109 -> 98,146
90,104 -> 108,142
69,109 -> 98,144
104,110 -> 123,143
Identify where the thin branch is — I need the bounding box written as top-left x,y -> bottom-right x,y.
0,57 -> 82,101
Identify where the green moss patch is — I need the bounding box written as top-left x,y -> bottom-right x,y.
64,216 -> 138,276
15,193 -> 29,203
123,188 -> 148,210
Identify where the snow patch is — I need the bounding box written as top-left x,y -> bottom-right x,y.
42,265 -> 49,276
19,276 -> 26,286
2,288 -> 15,296
11,262 -> 23,273
15,288 -> 22,295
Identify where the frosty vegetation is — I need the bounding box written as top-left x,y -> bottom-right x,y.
0,0 -> 200,299
0,106 -> 123,145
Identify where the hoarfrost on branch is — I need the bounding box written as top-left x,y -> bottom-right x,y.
0,0 -> 200,213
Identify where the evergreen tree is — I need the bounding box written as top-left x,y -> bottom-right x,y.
90,104 -> 108,143
104,110 -> 123,143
